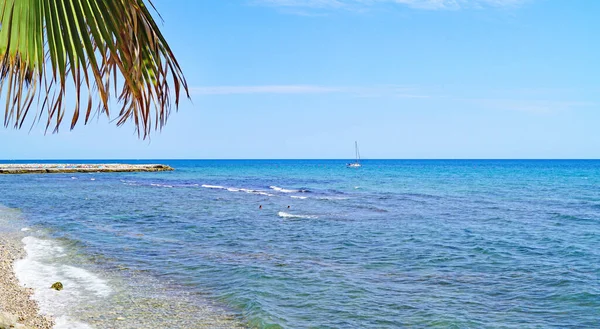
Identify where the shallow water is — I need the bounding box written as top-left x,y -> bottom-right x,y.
1,160 -> 599,328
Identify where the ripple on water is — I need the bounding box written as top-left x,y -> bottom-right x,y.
1,160 -> 600,328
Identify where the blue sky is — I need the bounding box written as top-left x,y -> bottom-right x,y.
2,0 -> 599,159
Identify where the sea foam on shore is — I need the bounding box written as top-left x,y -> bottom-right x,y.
0,206 -> 54,329
14,236 -> 110,329
1,204 -> 245,329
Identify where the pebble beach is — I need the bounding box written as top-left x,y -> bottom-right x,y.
0,234 -> 53,329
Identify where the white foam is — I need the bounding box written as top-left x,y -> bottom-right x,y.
290,196 -> 308,199
14,236 -> 110,328
21,227 -> 31,231
54,316 -> 94,329
241,188 -> 274,197
201,184 -> 225,189
251,190 -> 274,197
277,212 -> 318,219
150,183 -> 174,188
61,265 -> 111,297
269,186 -> 298,193
90,178 -> 95,181
203,185 -> 274,197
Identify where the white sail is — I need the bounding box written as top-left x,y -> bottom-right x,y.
347,141 -> 362,167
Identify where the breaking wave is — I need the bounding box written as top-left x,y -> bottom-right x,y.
203,185 -> 274,197
270,186 -> 310,193
277,212 -> 318,219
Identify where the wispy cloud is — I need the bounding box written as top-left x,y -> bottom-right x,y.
190,85 -> 596,115
257,0 -> 347,9
253,0 -> 530,12
190,85 -> 342,95
395,0 -> 528,10
190,84 -> 428,98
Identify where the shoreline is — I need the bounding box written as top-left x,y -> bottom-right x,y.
0,233 -> 54,329
0,164 -> 173,174
0,220 -> 246,329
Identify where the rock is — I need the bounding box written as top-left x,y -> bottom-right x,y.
0,163 -> 174,174
50,282 -> 63,291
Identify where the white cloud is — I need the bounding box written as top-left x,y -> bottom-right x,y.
190,85 -> 342,95
190,84 -> 428,98
390,0 -> 527,10
257,0 -> 347,9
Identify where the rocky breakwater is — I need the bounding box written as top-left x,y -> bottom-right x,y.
0,164 -> 174,174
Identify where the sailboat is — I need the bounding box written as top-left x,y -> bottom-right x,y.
347,141 -> 362,168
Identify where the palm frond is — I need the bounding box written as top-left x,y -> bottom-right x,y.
0,0 -> 188,137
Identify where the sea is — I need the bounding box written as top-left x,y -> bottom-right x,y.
0,160 -> 599,328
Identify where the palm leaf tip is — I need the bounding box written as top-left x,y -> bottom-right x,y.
0,0 -> 189,138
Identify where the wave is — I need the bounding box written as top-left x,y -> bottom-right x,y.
121,180 -> 198,188
270,186 -> 311,193
239,188 -> 274,197
203,185 -> 274,197
354,205 -> 389,213
54,317 -> 94,329
270,186 -> 298,193
14,236 -> 110,329
122,180 -> 272,196
277,212 -> 318,219
150,183 -> 174,188
201,184 -> 226,189
290,196 -> 308,199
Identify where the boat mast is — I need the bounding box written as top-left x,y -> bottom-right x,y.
355,141 -> 360,163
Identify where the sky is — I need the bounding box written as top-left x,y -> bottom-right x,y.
2,0 -> 599,159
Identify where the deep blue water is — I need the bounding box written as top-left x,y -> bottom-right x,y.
1,160 -> 599,328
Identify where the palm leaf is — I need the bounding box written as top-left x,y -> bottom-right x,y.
0,0 -> 188,137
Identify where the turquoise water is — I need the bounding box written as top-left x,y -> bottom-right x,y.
1,160 -> 599,328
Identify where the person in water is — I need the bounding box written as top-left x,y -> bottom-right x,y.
259,205 -> 262,209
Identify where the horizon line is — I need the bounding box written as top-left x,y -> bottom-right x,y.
2,158 -> 599,161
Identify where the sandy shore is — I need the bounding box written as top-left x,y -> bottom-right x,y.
0,163 -> 173,174
0,234 -> 54,329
